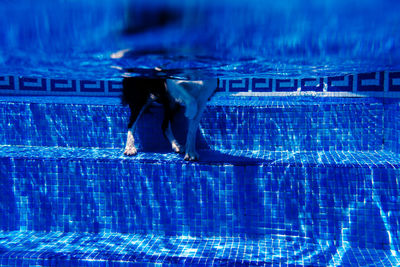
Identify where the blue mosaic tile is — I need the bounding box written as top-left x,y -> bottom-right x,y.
0,94 -> 399,266
228,78 -> 250,92
19,77 -> 47,91
327,75 -> 354,92
0,76 -> 15,90
216,79 -> 227,92
389,71 -> 400,92
384,100 -> 400,153
50,79 -> 77,92
108,80 -> 123,93
251,78 -> 272,92
276,78 -> 298,92
204,96 -> 384,152
0,96 -> 385,152
80,80 -> 105,93
0,231 -> 398,266
357,72 -> 385,92
1,72 -> 400,97
1,145 -> 400,167
301,78 -> 324,92
1,145 -> 400,249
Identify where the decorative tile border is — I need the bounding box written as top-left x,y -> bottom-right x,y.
357,72 -> 384,92
389,72 -> 400,92
1,71 -> 400,97
252,78 -> 273,92
0,76 -> 122,96
301,78 -> 324,92
50,79 -> 77,92
19,77 -> 47,92
0,76 -> 14,90
327,75 -> 353,92
217,71 -> 400,97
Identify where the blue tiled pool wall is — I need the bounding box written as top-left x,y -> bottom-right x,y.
201,101 -> 384,152
1,70 -> 400,96
1,157 -> 399,251
0,101 -> 191,151
384,99 -> 400,153
0,98 -> 386,152
0,102 -> 128,148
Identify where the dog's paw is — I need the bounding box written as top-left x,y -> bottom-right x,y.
172,141 -> 183,154
184,150 -> 199,161
124,147 -> 137,156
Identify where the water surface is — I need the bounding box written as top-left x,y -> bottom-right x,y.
0,0 -> 399,80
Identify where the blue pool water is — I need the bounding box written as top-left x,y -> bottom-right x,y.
1,0 -> 400,266
1,0 -> 400,79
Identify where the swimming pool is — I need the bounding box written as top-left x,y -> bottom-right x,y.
1,0 -> 400,80
1,0 -> 400,266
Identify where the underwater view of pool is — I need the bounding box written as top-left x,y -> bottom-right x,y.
1,0 -> 400,80
1,0 -> 400,266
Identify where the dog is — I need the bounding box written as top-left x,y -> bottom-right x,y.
122,76 -> 218,161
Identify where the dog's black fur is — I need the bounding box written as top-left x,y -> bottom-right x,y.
122,77 -> 180,139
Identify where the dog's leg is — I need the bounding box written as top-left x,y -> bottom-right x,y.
184,96 -> 212,161
183,79 -> 218,161
166,80 -> 198,120
124,102 -> 150,156
184,105 -> 206,161
161,104 -> 182,153
165,124 -> 183,153
184,118 -> 200,160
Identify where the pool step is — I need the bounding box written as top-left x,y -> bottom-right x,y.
0,231 -> 398,266
0,96 -> 384,151
1,145 -> 399,251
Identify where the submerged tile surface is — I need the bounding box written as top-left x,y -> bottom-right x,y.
0,231 -> 399,266
1,145 -> 400,167
0,95 -> 399,266
0,96 -> 385,151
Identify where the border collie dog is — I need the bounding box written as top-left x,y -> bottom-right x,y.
122,77 -> 218,161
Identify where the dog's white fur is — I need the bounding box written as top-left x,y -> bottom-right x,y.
124,130 -> 137,155
167,79 -> 217,160
123,78 -> 217,161
124,100 -> 151,156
